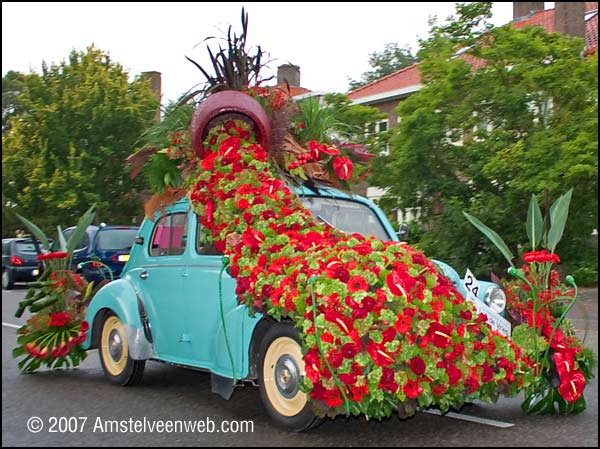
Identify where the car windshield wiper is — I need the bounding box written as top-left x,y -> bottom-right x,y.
316,215 -> 334,228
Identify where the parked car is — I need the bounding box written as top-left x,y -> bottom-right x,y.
82,185 -> 508,430
50,225 -> 139,284
2,238 -> 42,289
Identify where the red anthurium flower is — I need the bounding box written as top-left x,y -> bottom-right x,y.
386,270 -> 409,298
553,350 -> 575,381
428,322 -> 453,349
366,340 -> 395,367
218,136 -> 241,158
241,229 -> 265,250
324,258 -> 350,282
324,310 -> 353,335
332,156 -> 353,180
558,371 -> 586,402
322,144 -> 341,156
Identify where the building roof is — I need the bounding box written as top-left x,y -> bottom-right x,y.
347,63 -> 421,102
276,84 -> 312,97
349,3 -> 599,103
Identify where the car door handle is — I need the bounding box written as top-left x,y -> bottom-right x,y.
139,271 -> 148,280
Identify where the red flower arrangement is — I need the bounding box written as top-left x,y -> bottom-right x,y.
175,115 -> 535,419
13,208 -> 97,373
465,191 -> 595,414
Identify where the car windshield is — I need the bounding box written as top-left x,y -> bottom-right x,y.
301,197 -> 391,241
95,228 -> 138,251
15,241 -> 37,253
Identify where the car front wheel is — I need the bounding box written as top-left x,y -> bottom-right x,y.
99,313 -> 145,386
258,322 -> 321,431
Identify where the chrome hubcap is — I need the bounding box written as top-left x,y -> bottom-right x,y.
108,329 -> 123,362
275,355 -> 300,399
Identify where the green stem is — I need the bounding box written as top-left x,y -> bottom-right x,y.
219,256 -> 237,383
541,276 -> 579,364
508,267 -> 542,373
309,275 -> 350,417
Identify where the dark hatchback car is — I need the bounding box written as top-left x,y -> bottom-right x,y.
2,238 -> 42,289
51,225 -> 139,284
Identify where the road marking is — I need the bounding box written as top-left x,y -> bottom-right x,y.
2,322 -> 21,330
421,408 -> 514,428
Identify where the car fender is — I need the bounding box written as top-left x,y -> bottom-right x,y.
210,304 -> 262,379
83,278 -> 154,360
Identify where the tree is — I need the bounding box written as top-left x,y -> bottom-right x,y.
2,46 -> 158,236
370,3 -> 598,279
2,70 -> 25,134
348,43 -> 418,91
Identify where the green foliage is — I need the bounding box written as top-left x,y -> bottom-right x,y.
370,4 -> 598,278
349,43 -> 418,91
2,45 -> 158,236
2,70 -> 26,134
294,93 -> 385,146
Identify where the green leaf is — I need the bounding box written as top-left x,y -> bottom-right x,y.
57,225 -> 68,252
547,189 -> 572,253
16,213 -> 50,251
66,204 -> 96,255
526,193 -> 543,250
463,211 -> 514,267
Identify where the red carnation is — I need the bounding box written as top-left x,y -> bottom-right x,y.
394,313 -> 413,334
446,364 -> 462,386
403,379 -> 422,399
409,356 -> 426,376
347,275 -> 368,293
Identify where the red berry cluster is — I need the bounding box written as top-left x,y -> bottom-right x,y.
287,152 -> 313,170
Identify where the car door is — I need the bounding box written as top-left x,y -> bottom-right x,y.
130,210 -> 192,363
184,213 -> 238,368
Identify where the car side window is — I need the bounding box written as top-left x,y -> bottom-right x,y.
50,229 -> 89,252
195,220 -> 221,256
149,213 -> 188,257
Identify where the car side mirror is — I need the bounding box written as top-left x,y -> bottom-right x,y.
396,223 -> 409,242
134,237 -> 144,246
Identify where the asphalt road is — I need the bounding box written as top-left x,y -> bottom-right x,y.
2,285 -> 598,447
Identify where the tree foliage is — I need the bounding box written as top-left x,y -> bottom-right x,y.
348,43 -> 418,91
2,46 -> 158,236
2,70 -> 26,134
371,3 -> 598,278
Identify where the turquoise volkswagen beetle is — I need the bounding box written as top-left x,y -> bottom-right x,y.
82,185 -> 507,429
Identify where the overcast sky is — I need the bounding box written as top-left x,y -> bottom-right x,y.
2,2 -> 516,104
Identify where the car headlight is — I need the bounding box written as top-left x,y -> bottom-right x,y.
484,286 -> 506,314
